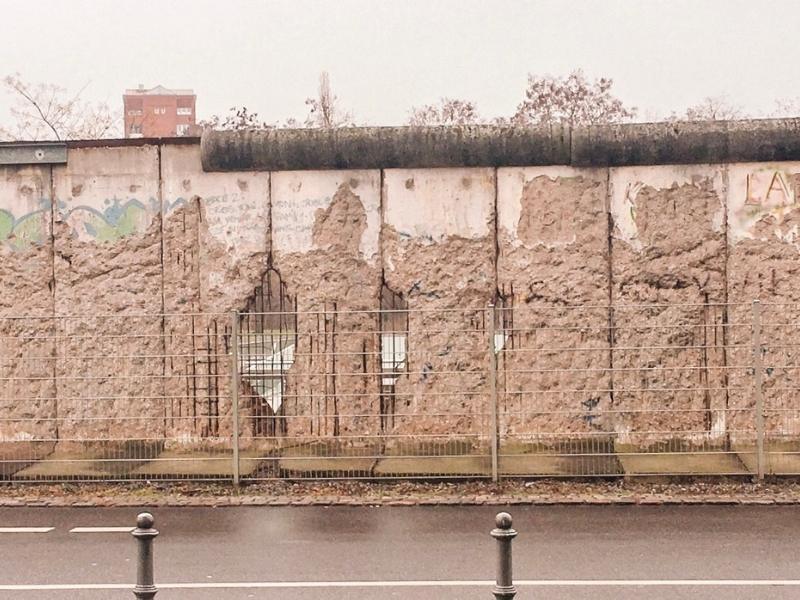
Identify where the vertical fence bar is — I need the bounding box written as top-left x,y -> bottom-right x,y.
752,300 -> 765,480
488,303 -> 499,482
231,311 -> 241,486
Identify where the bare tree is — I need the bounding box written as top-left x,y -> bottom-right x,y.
767,97 -> 800,118
201,72 -> 353,131
198,107 -> 307,131
303,71 -> 354,128
512,69 -> 636,127
0,73 -> 119,141
682,95 -> 744,121
198,106 -> 270,131
408,97 -> 482,126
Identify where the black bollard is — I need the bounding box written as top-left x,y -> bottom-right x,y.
132,512 -> 159,599
491,512 -> 518,599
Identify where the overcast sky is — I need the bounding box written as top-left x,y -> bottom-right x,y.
2,0 -> 800,127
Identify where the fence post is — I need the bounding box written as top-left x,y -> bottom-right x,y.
488,303 -> 499,482
752,300 -> 765,480
231,310 -> 241,487
132,512 -> 158,599
491,512 -> 517,599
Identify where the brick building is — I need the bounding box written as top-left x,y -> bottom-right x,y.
123,85 -> 197,138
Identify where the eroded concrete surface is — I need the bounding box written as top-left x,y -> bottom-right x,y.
1,141 -> 800,462
726,162 -> 800,441
497,167 -> 611,444
272,171 -> 381,441
609,165 -> 728,447
382,168 -> 495,444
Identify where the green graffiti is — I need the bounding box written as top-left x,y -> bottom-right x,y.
13,213 -> 47,246
76,200 -> 149,241
0,207 -> 47,249
0,210 -> 13,240
0,197 -> 154,250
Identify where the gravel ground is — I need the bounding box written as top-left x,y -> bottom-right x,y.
1,478 -> 800,507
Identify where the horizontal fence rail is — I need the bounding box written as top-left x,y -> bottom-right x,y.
0,300 -> 795,482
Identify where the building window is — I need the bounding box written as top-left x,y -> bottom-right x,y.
127,109 -> 143,116
129,124 -> 143,138
177,107 -> 192,115
176,124 -> 190,136
154,107 -> 166,115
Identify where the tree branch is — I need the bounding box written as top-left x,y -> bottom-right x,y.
7,78 -> 62,140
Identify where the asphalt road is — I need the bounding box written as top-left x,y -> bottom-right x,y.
0,504 -> 798,599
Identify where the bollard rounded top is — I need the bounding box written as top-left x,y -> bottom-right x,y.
137,512 -> 155,530
495,512 -> 513,530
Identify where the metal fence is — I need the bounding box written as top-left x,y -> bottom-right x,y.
0,300 -> 795,482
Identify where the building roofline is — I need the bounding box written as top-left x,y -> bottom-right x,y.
124,85 -> 195,96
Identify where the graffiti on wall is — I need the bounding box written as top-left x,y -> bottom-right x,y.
730,166 -> 800,244
745,170 -> 795,208
58,197 -> 157,242
165,192 -> 266,255
1,190 -> 266,251
201,193 -> 263,248
0,203 -> 49,248
1,196 -> 161,249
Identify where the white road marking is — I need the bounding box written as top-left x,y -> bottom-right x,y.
0,527 -> 54,533
69,527 -> 134,533
3,580 -> 800,590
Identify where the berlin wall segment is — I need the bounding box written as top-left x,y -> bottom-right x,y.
496,166 -> 613,463
0,164 -> 57,473
1,121 -> 800,472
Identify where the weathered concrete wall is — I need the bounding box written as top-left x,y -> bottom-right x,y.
272,170 -> 382,441
52,146 -> 163,445
496,166 -> 611,441
383,168 -> 496,440
161,144 -> 270,445
5,125 -> 800,454
726,162 -> 800,440
0,165 -> 56,454
608,165 -> 728,446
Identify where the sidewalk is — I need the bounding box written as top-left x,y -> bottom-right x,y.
9,438 -> 794,480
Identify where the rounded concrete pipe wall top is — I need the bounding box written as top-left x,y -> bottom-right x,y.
200,118 -> 800,172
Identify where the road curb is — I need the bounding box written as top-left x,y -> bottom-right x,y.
0,494 -> 798,508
